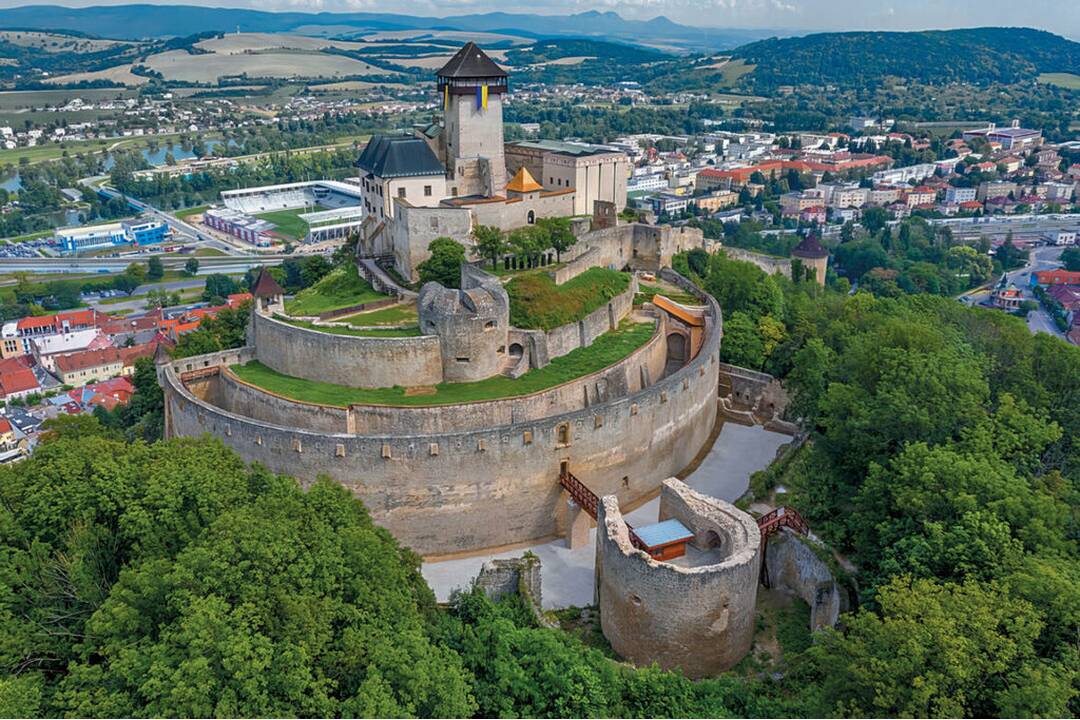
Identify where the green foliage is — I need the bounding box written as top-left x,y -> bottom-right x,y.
1060,246 -> 1080,272
506,267 -> 630,331
284,264 -> 383,316
0,430 -> 476,717
471,224 -> 507,270
146,255 -> 164,281
183,257 -> 199,277
793,577 -> 1070,718
201,273 -> 241,303
172,301 -> 251,359
92,357 -> 165,442
416,237 -> 466,289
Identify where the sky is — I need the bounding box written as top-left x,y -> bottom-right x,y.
2,0 -> 1080,37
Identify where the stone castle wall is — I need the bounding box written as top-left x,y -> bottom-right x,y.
251,311 -> 444,389
722,247 -> 793,279
540,276 -> 637,362
161,288 -> 722,557
764,529 -> 846,631
595,480 -> 760,678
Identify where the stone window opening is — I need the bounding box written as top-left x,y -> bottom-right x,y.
559,459 -> 569,478
630,594 -> 643,606
484,320 -> 496,330
455,357 -> 470,363
556,423 -> 571,447
622,475 -> 629,488
424,185 -> 432,197
527,210 -> 536,224
397,187 -> 406,199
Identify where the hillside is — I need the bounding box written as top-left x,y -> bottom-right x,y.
0,5 -> 772,53
733,27 -> 1080,89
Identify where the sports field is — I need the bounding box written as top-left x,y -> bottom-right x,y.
256,208 -> 310,241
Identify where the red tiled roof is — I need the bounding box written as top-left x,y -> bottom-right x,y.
54,347 -> 122,375
0,367 -> 39,396
0,417 -> 11,434
1035,269 -> 1080,285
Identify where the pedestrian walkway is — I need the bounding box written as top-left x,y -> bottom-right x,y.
421,422 -> 793,608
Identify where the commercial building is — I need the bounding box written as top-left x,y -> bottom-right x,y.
55,219 -> 168,254
945,186 -> 978,204
963,122 -> 1042,151
203,208 -> 275,247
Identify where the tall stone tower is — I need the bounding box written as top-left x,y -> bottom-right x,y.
437,42 -> 508,198
792,234 -> 829,286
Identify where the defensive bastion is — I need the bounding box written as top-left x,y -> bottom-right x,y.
159,223 -> 721,557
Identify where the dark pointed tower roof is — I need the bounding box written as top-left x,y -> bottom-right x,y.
792,234 -> 829,259
252,268 -> 284,298
437,42 -> 507,79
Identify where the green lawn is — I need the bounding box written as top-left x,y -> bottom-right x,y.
175,205 -> 210,220
636,283 -> 700,306
256,208 -> 311,241
335,302 -> 418,326
4,229 -> 52,243
285,264 -> 387,316
231,319 -> 655,407
274,314 -> 421,337
193,247 -> 227,257
507,267 -> 631,330
1038,72 -> 1080,90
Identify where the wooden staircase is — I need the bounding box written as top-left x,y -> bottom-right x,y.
559,469 -> 644,550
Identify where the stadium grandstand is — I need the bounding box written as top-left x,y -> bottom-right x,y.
213,180 -> 366,244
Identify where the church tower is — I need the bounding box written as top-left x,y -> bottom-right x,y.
437,42 -> 508,198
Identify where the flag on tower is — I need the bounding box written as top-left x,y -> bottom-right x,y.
476,83 -> 488,111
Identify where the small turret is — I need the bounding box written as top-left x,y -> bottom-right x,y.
252,268 -> 285,314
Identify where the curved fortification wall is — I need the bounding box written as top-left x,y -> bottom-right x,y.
250,311 -> 444,389
162,276 -> 722,557
595,480 -> 761,677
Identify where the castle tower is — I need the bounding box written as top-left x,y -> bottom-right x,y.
792,234 -> 829,287
437,42 -> 508,198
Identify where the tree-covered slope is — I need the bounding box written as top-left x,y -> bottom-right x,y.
734,27 -> 1080,89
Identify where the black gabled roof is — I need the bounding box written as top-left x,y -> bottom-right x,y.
437,42 -> 507,79
355,135 -> 445,179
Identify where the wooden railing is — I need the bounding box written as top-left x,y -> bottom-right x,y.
559,469 -> 644,550
757,506 -> 810,587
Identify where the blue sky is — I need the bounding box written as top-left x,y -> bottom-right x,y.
5,0 -> 1080,38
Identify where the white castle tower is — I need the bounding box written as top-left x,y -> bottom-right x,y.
436,42 -> 508,198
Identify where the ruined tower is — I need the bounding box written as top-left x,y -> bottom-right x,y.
437,42 -> 508,198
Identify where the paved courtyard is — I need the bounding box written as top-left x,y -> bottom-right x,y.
421,421 -> 792,608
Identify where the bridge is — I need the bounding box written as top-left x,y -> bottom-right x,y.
757,506 -> 810,587
559,469 -> 645,550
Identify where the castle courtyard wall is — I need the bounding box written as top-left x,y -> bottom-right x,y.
251,311 -> 444,389
161,291 -> 721,557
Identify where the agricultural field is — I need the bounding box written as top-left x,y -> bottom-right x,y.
0,30 -> 130,53
44,65 -> 150,86
143,48 -> 382,83
1037,72 -> 1080,89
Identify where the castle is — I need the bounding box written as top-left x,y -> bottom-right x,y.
356,42 -> 629,282
154,43 -> 810,677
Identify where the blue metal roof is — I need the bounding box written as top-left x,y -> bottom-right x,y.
634,519 -> 693,549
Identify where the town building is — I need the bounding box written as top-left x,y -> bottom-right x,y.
356,135 -> 447,220
963,121 -> 1042,151
55,219 -> 168,254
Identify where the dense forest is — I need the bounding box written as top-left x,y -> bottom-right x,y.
734,27 -> 1080,89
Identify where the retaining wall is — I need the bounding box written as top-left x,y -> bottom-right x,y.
162,287 -> 721,556
540,277 -> 637,362
251,311 -> 444,389
764,529 -> 846,630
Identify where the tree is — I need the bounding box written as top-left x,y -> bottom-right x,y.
796,577 -> 1062,718
147,255 -> 164,281
122,262 -> 146,286
471,224 -> 507,270
719,311 -> 765,369
1061,246 -> 1080,272
861,206 -> 889,234
536,217 -> 576,262
202,273 -> 241,303
416,237 -> 466,288
0,430 -> 477,717
184,257 -> 200,277
112,274 -> 139,296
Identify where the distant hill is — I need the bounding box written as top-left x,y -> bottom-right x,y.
0,4 -> 775,53
733,27 -> 1080,89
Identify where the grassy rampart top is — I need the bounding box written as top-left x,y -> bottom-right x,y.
284,264 -> 387,316
506,267 -> 631,331
229,319 -> 655,407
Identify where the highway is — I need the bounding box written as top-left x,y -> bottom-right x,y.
0,254 -> 286,274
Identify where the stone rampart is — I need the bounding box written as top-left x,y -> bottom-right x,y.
595,479 -> 760,678
764,529 -> 846,630
722,247 -> 793,279
161,289 -> 721,556
251,311 -> 444,389
539,276 -> 637,363
717,362 -> 793,431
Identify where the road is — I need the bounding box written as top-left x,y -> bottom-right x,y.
85,278 -> 208,313
0,254 -> 286,274
964,244 -> 1066,340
